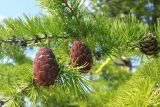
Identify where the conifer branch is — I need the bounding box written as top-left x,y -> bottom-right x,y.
63,0 -> 77,18
0,99 -> 10,106
62,0 -> 86,37
0,34 -> 79,46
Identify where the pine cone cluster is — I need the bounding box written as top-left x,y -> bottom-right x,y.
33,47 -> 59,86
33,40 -> 93,86
139,33 -> 159,55
70,40 -> 93,72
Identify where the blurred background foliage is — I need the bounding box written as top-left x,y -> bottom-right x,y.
91,0 -> 160,28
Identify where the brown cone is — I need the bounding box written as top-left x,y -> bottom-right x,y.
140,33 -> 159,55
33,47 -> 59,86
70,40 -> 93,72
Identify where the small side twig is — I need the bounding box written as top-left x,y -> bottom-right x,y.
63,0 -> 77,17
0,99 -> 10,106
0,83 -> 32,106
62,0 -> 81,27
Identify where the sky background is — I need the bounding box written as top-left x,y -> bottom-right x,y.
0,0 -> 90,21
0,0 -> 41,21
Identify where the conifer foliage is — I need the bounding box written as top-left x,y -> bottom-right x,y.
0,0 -> 160,107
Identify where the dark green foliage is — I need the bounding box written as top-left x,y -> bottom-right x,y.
92,0 -> 160,25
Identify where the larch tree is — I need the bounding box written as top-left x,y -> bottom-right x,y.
0,0 -> 160,107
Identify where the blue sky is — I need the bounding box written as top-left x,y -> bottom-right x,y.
0,0 -> 40,20
0,0 -> 91,21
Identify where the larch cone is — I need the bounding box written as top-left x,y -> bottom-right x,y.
33,47 -> 59,86
70,40 -> 93,72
